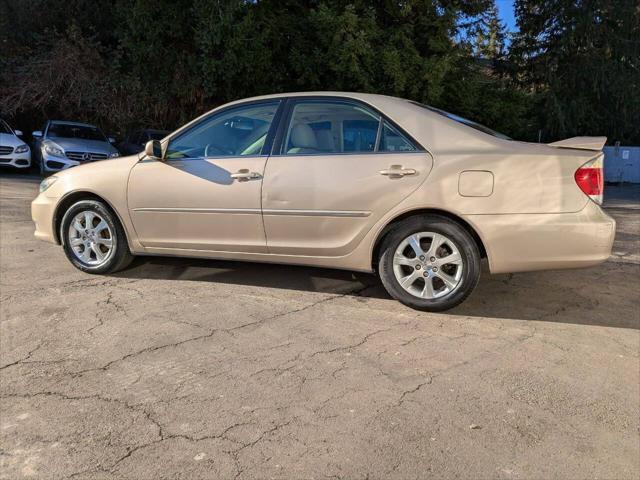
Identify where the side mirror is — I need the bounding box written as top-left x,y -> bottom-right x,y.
32,131 -> 43,138
14,130 -> 23,137
108,137 -> 116,144
144,140 -> 164,160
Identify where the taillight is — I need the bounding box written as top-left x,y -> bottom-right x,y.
575,155 -> 604,205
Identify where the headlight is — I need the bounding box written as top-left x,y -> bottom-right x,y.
15,144 -> 29,153
109,152 -> 120,158
43,142 -> 64,158
39,176 -> 58,193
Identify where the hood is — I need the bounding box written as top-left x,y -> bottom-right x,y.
0,132 -> 28,148
47,137 -> 118,154
548,136 -> 607,151
53,154 -> 140,179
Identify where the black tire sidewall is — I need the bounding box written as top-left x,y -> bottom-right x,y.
60,200 -> 129,274
379,216 -> 481,311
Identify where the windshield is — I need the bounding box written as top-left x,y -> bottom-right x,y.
0,120 -> 12,135
48,123 -> 107,141
411,102 -> 511,140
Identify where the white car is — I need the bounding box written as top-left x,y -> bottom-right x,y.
0,119 -> 31,169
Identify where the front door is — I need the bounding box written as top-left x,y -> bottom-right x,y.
262,98 -> 433,256
128,100 -> 282,253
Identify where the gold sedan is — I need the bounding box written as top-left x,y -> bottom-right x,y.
32,92 -> 615,311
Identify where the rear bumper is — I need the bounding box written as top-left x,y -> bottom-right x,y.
465,201 -> 616,274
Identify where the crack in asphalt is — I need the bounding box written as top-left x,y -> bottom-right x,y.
64,286 -> 371,379
0,341 -> 44,370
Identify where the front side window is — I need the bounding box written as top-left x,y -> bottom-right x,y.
47,123 -> 107,142
282,100 -> 417,155
167,101 -> 280,159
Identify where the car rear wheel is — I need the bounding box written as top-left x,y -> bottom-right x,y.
60,200 -> 133,274
378,216 -> 481,311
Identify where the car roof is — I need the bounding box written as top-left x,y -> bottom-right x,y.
223,91 -> 405,105
50,120 -> 98,128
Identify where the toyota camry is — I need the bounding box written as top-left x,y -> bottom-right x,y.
31,92 -> 615,311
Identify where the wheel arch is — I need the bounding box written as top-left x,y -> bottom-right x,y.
371,208 -> 488,270
53,190 -> 131,249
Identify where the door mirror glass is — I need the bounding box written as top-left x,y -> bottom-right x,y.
145,140 -> 163,160
32,130 -> 43,138
166,101 -> 280,159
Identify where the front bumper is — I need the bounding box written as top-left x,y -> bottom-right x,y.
32,190 -> 60,244
0,150 -> 31,168
41,152 -> 117,172
41,152 -> 81,172
465,200 -> 616,274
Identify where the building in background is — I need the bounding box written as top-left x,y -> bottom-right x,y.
604,146 -> 640,184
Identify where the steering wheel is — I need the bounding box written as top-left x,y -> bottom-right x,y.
204,143 -> 231,157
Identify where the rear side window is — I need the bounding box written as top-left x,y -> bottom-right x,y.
282,99 -> 418,155
379,121 -> 416,152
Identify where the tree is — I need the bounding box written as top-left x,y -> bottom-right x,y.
474,1 -> 506,60
510,0 -> 640,144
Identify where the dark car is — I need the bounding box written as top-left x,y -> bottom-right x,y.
119,129 -> 169,155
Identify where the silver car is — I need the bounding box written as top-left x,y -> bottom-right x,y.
33,120 -> 119,174
0,119 -> 31,169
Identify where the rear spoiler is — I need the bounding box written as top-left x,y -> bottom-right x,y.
548,136 -> 607,151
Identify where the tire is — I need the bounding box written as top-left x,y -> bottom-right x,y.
378,215 -> 481,311
60,200 -> 134,274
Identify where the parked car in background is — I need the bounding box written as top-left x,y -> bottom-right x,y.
119,129 -> 169,155
33,120 -> 119,174
31,92 -> 615,311
0,119 -> 31,169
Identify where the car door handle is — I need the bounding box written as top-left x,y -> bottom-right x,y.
230,169 -> 262,181
379,165 -> 417,178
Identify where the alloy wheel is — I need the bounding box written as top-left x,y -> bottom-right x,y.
67,211 -> 114,266
392,231 -> 464,299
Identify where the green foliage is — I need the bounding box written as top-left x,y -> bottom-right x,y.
0,0 -> 636,144
510,0 -> 640,143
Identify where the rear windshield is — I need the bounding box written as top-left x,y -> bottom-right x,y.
48,123 -> 107,141
410,102 -> 511,140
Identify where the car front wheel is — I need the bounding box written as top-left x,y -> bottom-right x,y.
378,216 -> 481,311
60,200 -> 133,274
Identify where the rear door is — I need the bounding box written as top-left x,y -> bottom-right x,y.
262,97 -> 433,256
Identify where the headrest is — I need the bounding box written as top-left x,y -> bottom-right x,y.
290,123 -> 318,149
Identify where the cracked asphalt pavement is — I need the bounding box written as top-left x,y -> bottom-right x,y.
1,174 -> 639,479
